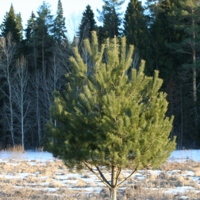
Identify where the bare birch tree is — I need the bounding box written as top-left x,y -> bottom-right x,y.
13,57 -> 31,151
43,44 -> 71,129
0,33 -> 17,146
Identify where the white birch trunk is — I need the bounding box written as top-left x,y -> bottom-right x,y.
0,33 -> 16,146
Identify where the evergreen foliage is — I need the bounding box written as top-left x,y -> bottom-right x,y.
24,2 -> 54,73
25,12 -> 37,41
35,2 -> 54,70
53,0 -> 67,44
123,0 -> 149,64
167,0 -> 200,144
15,13 -> 23,41
78,5 -> 96,46
46,31 -> 176,200
24,11 -> 39,74
97,0 -> 125,42
144,0 -> 185,80
168,0 -> 200,97
1,4 -> 22,43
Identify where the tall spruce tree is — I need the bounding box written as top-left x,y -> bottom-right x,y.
25,12 -> 37,40
36,2 -> 54,146
1,4 -> 22,43
53,0 -> 67,44
169,0 -> 200,104
78,5 -> 96,47
23,2 -> 55,147
97,0 -> 125,42
35,2 -> 54,73
23,12 -> 39,145
123,0 -> 149,63
24,11 -> 41,76
168,0 -> 200,144
144,0 -> 184,79
15,13 -> 23,41
46,31 -> 176,200
141,0 -> 190,148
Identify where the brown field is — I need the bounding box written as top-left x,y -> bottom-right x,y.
0,151 -> 200,200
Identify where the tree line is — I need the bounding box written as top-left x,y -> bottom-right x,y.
0,0 -> 199,150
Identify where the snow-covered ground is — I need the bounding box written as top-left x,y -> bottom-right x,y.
170,150 -> 200,162
0,150 -> 199,199
0,149 -> 198,162
0,150 -> 54,161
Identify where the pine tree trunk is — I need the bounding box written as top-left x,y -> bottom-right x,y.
192,59 -> 197,103
180,83 -> 183,149
33,44 -> 42,147
192,19 -> 197,104
192,46 -> 198,140
110,165 -> 117,200
110,187 -> 117,200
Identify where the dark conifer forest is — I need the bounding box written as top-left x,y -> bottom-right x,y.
0,0 -> 199,149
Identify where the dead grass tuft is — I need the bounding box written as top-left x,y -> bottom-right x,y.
160,160 -> 199,171
82,173 -> 91,178
49,181 -> 65,188
73,179 -> 88,187
5,145 -> 24,152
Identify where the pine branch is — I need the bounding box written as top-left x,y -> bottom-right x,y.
83,162 -> 111,188
117,166 -> 138,187
96,165 -> 112,188
114,167 -> 121,187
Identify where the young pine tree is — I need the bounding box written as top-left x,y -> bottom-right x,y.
46,31 -> 176,200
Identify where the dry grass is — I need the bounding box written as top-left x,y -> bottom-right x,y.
0,153 -> 200,199
4,145 -> 24,152
35,147 -> 44,152
1,145 -> 26,160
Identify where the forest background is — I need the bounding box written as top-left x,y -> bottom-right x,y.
0,0 -> 198,150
